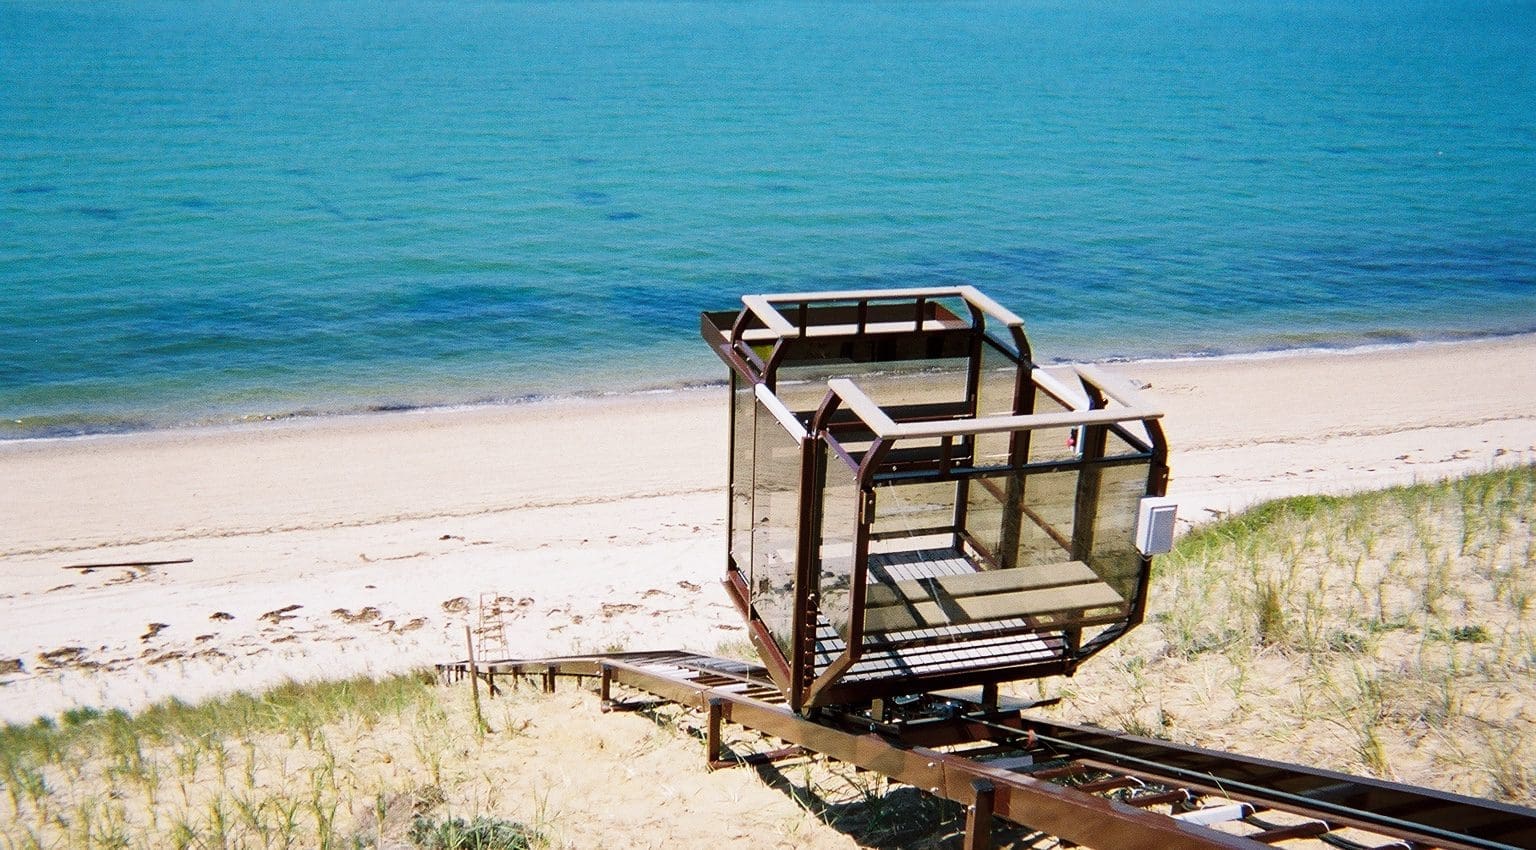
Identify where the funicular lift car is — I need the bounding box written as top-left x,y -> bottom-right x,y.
700,286 -> 1176,714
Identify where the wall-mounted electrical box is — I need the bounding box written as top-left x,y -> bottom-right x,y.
1136,496 -> 1179,555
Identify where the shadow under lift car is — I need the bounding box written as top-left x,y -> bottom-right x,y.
701,287 -> 1177,714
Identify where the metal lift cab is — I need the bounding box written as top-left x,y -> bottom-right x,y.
701,287 -> 1174,714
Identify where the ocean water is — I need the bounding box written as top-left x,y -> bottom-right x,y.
2,0 -> 1533,439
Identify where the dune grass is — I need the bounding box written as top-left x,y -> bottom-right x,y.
1050,464 -> 1536,804
0,673 -> 545,850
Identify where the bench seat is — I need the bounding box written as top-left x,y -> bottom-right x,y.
862,558 -> 1126,633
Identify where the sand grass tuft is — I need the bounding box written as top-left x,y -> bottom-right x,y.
1053,464 -> 1536,804
0,672 -> 517,850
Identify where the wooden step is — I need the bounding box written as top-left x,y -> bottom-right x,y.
863,579 -> 1125,633
864,559 -> 1098,608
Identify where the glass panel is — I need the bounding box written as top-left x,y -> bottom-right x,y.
963,473 -> 1007,564
1104,422 -> 1153,458
845,464 -> 1135,637
870,480 -> 958,540
774,357 -> 970,421
752,398 -> 803,660
816,445 -> 860,649
1026,391 -> 1081,464
964,468 -> 1078,570
974,343 -> 1020,466
856,359 -> 969,412
1018,468 -> 1081,566
730,376 -> 755,575
1086,461 -> 1153,601
766,367 -> 832,423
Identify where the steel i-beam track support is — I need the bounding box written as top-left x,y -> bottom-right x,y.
707,697 -> 805,771
964,778 -> 996,850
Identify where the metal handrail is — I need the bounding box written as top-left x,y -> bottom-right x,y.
737,286 -> 1026,342
822,377 -> 1161,442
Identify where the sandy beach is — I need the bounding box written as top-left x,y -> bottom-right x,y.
3,335 -> 1535,724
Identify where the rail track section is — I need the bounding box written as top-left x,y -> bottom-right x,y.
438,650 -> 1536,850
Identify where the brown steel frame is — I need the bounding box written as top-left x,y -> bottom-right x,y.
441,652 -> 1536,850
467,653 -> 1262,850
701,288 -> 1171,713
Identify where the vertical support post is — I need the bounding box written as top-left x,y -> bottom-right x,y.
706,698 -> 724,769
791,422 -> 822,711
543,669 -> 556,694
997,360 -> 1036,570
465,625 -> 486,736
599,665 -> 613,712
1069,428 -> 1109,560
981,682 -> 998,712
964,779 -> 996,850
464,626 -> 479,700
997,472 -> 1024,570
955,319 -> 985,551
1131,418 -> 1172,627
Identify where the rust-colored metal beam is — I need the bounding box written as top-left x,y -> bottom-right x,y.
590,655 -> 1263,850
443,651 -> 1536,850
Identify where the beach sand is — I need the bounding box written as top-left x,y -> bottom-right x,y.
3,335 -> 1535,723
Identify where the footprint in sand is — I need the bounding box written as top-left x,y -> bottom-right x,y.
259,604 -> 303,624
210,611 -> 235,621
441,596 -> 470,613
38,646 -> 92,669
490,596 -> 534,615
105,569 -> 143,586
330,606 -> 381,624
140,622 -> 169,641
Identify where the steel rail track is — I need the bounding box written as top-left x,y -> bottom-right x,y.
438,650 -> 1536,850
1014,719 -> 1536,850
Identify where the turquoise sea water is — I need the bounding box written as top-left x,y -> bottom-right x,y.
3,0 -> 1534,438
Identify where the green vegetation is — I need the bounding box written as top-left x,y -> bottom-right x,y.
1158,465 -> 1534,659
1063,464 -> 1536,803
408,816 -> 540,850
0,673 -> 550,850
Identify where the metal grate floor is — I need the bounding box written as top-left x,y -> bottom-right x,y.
815,547 -> 1064,682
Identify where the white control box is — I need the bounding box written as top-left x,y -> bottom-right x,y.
1135,496 -> 1179,555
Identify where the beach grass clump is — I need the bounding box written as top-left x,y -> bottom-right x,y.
0,673 -> 555,850
408,815 -> 541,850
1053,464 -> 1536,805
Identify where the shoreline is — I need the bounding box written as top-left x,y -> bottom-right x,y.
8,329 -> 1536,445
3,333 -> 1534,723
